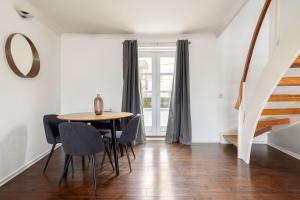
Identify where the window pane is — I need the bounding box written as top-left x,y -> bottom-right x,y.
142,92 -> 152,108
139,57 -> 152,73
160,57 -> 175,73
143,109 -> 152,127
160,75 -> 173,91
160,92 -> 171,108
160,109 -> 169,127
141,74 -> 152,92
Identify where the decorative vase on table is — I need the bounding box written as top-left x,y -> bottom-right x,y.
94,94 -> 104,115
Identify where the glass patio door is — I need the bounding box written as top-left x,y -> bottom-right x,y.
139,52 -> 175,136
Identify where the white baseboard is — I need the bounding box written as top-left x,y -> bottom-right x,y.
0,144 -> 61,187
192,140 -> 220,144
220,137 -> 267,145
268,142 -> 300,160
253,140 -> 268,144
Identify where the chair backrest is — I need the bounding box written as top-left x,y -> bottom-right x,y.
119,114 -> 141,144
43,114 -> 63,144
59,122 -> 105,156
90,120 -> 110,129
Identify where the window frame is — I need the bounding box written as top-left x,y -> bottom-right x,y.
139,51 -> 176,136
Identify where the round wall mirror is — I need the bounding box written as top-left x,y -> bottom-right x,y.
5,33 -> 40,78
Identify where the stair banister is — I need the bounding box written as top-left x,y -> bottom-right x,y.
240,7 -> 300,163
235,0 -> 273,109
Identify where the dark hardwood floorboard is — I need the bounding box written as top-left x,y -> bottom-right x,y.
1,141 -> 300,199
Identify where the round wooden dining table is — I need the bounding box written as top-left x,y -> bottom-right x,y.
58,112 -> 133,176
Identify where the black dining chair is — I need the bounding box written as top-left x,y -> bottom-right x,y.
91,119 -> 125,156
91,119 -> 122,135
91,120 -> 111,135
43,114 -> 64,173
58,122 -> 114,189
104,114 -> 141,172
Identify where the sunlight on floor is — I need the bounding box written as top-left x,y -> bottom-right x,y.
146,137 -> 165,141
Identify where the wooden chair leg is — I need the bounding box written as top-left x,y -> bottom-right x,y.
124,144 -> 132,172
43,144 -> 56,173
91,154 -> 97,190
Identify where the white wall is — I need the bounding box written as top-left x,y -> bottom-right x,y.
0,0 -> 61,185
61,35 -> 123,113
61,34 -> 219,143
217,0 -> 270,143
189,36 -> 219,143
269,123 -> 300,156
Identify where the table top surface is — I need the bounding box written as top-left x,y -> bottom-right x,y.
57,112 -> 133,121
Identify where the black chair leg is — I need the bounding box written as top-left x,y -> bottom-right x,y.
91,154 -> 97,190
105,146 -> 115,171
71,156 -> 74,176
106,142 -> 112,156
129,143 -> 136,159
110,142 -> 113,157
119,144 -> 124,157
59,155 -> 72,185
62,155 -> 68,178
82,156 -> 85,168
100,150 -> 106,171
110,142 -> 113,152
124,144 -> 132,172
64,155 -> 72,178
110,142 -> 121,158
43,144 -> 56,173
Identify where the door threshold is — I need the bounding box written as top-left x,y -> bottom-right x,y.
146,137 -> 165,141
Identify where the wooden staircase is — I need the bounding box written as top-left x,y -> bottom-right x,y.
223,135 -> 238,146
278,77 -> 300,86
225,56 -> 300,146
262,108 -> 300,115
268,94 -> 300,102
224,117 -> 290,146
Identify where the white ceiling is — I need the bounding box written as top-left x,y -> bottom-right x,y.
23,0 -> 247,35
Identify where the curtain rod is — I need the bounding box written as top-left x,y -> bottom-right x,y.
139,41 -> 191,44
122,41 -> 191,44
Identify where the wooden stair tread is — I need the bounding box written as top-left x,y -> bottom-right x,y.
262,108 -> 300,115
291,56 -> 300,68
290,65 -> 300,68
257,118 -> 290,128
269,94 -> 300,102
223,118 -> 290,146
278,77 -> 300,86
254,126 -> 272,137
223,135 -> 238,147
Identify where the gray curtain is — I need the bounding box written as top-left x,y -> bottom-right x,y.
122,40 -> 146,144
166,40 -> 192,145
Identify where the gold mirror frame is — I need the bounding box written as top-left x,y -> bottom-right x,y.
5,33 -> 40,78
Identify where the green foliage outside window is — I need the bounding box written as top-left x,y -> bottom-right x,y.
160,97 -> 170,108
143,97 -> 170,108
143,97 -> 152,108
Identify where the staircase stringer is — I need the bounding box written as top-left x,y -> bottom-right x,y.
239,16 -> 300,163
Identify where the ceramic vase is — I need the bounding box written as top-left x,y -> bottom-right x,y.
94,94 -> 104,115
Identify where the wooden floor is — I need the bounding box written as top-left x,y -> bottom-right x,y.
1,141 -> 300,199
